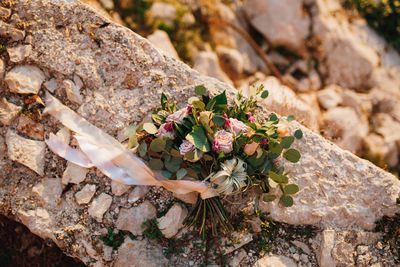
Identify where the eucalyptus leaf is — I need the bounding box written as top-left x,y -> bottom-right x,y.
195,85 -> 207,95
148,158 -> 163,170
281,136 -> 295,149
212,115 -> 226,126
268,171 -> 285,183
269,113 -> 278,121
279,195 -> 294,207
283,149 -> 301,163
124,124 -> 137,138
263,194 -> 276,202
261,90 -> 269,99
176,168 -> 187,180
161,170 -> 172,179
294,129 -> 303,139
268,178 -> 278,188
192,100 -> 205,111
269,142 -> 283,155
128,135 -> 138,149
143,123 -> 158,134
170,149 -> 182,158
186,125 -> 210,152
150,138 -> 166,152
287,115 -> 295,122
284,184 -> 299,195
138,142 -> 147,157
164,157 -> 182,173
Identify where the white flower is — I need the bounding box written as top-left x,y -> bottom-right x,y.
208,157 -> 248,195
179,140 -> 195,155
156,122 -> 175,139
166,107 -> 189,124
229,118 -> 250,135
212,130 -> 233,154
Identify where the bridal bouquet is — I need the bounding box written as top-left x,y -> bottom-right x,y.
125,85 -> 302,238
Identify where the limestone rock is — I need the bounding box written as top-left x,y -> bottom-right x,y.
17,207 -> 55,241
88,193 -> 112,222
127,186 -> 149,203
0,6 -> 11,19
193,51 -> 233,85
75,184 -> 96,205
254,255 -> 297,267
114,237 -> 168,267
99,0 -> 113,10
0,97 -> 21,126
0,20 -> 25,41
216,46 -> 244,77
157,203 -> 187,238
7,44 -> 32,63
228,249 -> 247,267
291,240 -> 311,255
148,2 -> 176,26
332,241 -> 354,266
116,200 -> 156,235
43,78 -> 58,93
63,79 -> 83,105
319,229 -> 336,267
6,130 -> 45,176
62,162 -> 88,185
17,115 -> 44,140
244,0 -> 310,55
5,65 -> 45,94
317,85 -> 343,110
147,30 -> 179,60
363,133 -> 398,168
111,180 -> 130,196
32,178 -> 62,206
322,107 -> 368,153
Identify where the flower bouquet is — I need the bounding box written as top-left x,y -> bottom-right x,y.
126,85 -> 302,238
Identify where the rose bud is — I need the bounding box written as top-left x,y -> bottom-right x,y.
276,123 -> 289,138
244,142 -> 259,156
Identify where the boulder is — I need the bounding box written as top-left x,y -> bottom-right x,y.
157,203 -> 187,238
147,30 -> 179,60
5,65 -> 45,94
193,51 -> 233,85
116,200 -> 156,235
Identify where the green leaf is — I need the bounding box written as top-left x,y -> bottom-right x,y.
283,149 -> 301,163
268,171 -> 285,183
212,115 -> 226,126
281,136 -> 295,149
192,100 -> 205,111
148,158 -> 164,170
128,134 -> 138,149
269,142 -> 283,155
263,194 -> 276,202
269,113 -> 278,121
138,142 -> 147,157
206,98 -> 216,111
186,125 -> 210,152
150,138 -> 166,153
124,124 -> 137,138
287,115 -> 295,122
161,170 -> 172,179
176,168 -> 187,180
213,91 -> 227,105
195,85 -> 207,95
151,113 -> 165,125
261,90 -> 269,99
161,93 -> 168,110
280,195 -> 294,207
185,151 -> 194,160
164,157 -> 182,173
170,149 -> 182,158
294,129 -> 303,139
143,123 -> 158,134
284,184 -> 299,195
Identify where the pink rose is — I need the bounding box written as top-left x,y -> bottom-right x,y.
167,107 -> 189,124
179,140 -> 195,155
212,130 -> 233,153
246,112 -> 256,123
156,122 -> 175,139
229,118 -> 250,135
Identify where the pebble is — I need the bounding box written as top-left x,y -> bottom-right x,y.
62,162 -> 88,185
43,78 -> 58,93
63,79 -> 83,104
5,65 -> 45,94
17,115 -> 44,140
7,44 -> 32,63
0,97 -> 21,126
88,193 -> 113,222
75,184 -> 96,205
157,203 -> 188,238
111,180 -> 131,196
127,186 -> 149,203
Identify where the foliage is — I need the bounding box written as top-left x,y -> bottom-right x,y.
100,229 -> 124,250
142,219 -> 165,240
125,84 -> 302,238
343,0 -> 400,52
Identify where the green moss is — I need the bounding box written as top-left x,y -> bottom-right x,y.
100,228 -> 124,250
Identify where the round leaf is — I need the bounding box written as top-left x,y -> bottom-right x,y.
269,113 -> 278,121
281,136 -> 295,149
284,184 -> 299,195
195,85 -> 207,95
283,149 -> 301,163
148,158 -> 163,170
294,129 -> 303,139
269,142 -> 283,155
268,171 -> 285,183
143,123 -> 158,134
138,142 -> 147,157
150,138 -> 166,153
192,100 -> 205,110
161,170 -> 172,179
263,194 -> 276,202
176,168 -> 187,180
287,115 -> 295,122
124,124 -> 137,138
212,115 -> 226,126
280,195 -> 294,207
128,134 -> 138,149
261,90 -> 269,99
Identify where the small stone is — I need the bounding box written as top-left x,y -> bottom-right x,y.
6,130 -> 45,175
63,79 -> 83,104
0,97 -> 21,126
147,30 -> 179,60
317,85 -> 343,110
157,203 -> 188,238
229,249 -> 247,267
75,184 -> 96,205
5,65 -> 45,94
181,12 -> 195,25
254,255 -> 297,267
73,74 -> 84,90
82,239 -> 100,260
103,245 -> 113,261
43,78 -> 58,93
292,240 -> 311,254
172,192 -> 198,205
216,46 -> 244,76
56,127 -> 71,144
357,245 -> 369,255
88,193 -> 113,222
99,0 -> 114,10
357,253 -> 372,267
111,180 -> 131,196
319,229 -> 336,267
333,241 -> 354,266
17,115 -> 44,140
62,162 -> 88,185
193,51 -> 233,85
7,44 -> 32,63
32,178 -> 62,206
127,186 -> 149,203
116,200 -> 156,235
0,7 -> 11,19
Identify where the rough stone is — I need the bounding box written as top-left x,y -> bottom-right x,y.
0,58 -> 4,77
148,2 -> 176,26
319,229 -> 336,267
32,178 -> 62,206
43,78 -> 58,93
63,79 -> 83,105
0,6 -> 11,19
7,44 -> 32,63
317,85 -> 343,110
17,207 -> 55,241
127,186 -> 149,203
6,130 -> 45,176
0,97 -> 21,126
363,133 -> 398,168
0,20 -> 25,41
157,203 -> 187,238
116,200 -> 156,235
253,255 -> 297,267
5,65 -> 45,94
99,0 -> 113,10
244,0 -> 310,54
114,237 -> 168,267
17,115 -> 45,140
292,240 -> 311,255
111,180 -> 130,196
88,193 -> 112,222
62,162 -> 88,185
228,249 -> 247,267
75,184 -> 96,205
147,30 -> 179,60
216,46 -> 244,77
322,107 -> 368,153
332,241 -> 354,266
193,51 -> 233,85
248,217 -> 262,233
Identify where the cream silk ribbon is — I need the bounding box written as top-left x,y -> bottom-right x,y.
44,92 -> 217,199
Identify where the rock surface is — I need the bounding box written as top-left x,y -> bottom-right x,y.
253,255 -> 297,267
5,65 -> 45,94
116,200 -> 156,235
147,30 -> 179,60
0,97 -> 21,126
17,115 -> 44,140
88,193 -> 112,222
193,51 -> 233,85
62,162 -> 88,185
32,178 -> 62,206
75,184 -> 96,205
111,180 -> 130,196
157,203 -> 187,238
